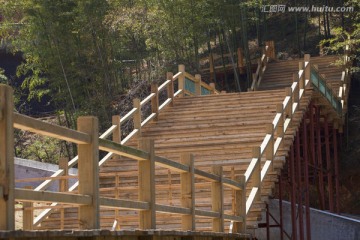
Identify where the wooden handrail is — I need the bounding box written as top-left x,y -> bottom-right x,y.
244,54 -> 311,216
1,83 -> 241,232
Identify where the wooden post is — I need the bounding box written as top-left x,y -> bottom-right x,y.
166,72 -> 174,106
77,116 -> 99,229
59,158 -> 68,230
299,61 -> 305,91
293,73 -> 300,108
266,123 -> 274,170
211,166 -> 224,232
23,186 -> 33,230
233,175 -> 246,233
304,54 -> 311,83
151,83 -> 159,121
180,153 -> 195,231
252,146 -> 261,202
112,115 -> 121,144
209,83 -> 216,94
178,65 -> 185,97
138,138 -> 156,229
276,104 -> 284,139
0,84 -> 15,230
195,74 -> 201,96
285,87 -> 293,118
133,98 -> 141,136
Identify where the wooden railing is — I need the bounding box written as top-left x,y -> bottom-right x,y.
17,65 -> 218,227
244,54 -> 311,216
1,73 -> 238,231
250,41 -> 275,91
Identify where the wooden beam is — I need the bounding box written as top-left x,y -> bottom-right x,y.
211,166 -> 224,232
14,189 -> 91,205
138,138 -> 156,229
77,116 -> 100,229
0,84 -> 15,230
13,113 -> 91,144
180,153 -> 195,231
99,138 -> 149,161
59,158 -> 68,192
99,197 -> 149,211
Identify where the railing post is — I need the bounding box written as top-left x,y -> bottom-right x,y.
299,61 -> 305,91
209,83 -> 216,94
266,123 -> 274,170
23,186 -> 33,230
138,138 -> 156,229
237,48 -> 245,74
112,115 -> 121,144
285,87 -> 293,118
195,74 -> 201,96
304,54 -> 311,85
77,116 -> 99,229
211,166 -> 224,232
59,157 -> 68,230
180,153 -> 195,231
252,146 -> 261,202
166,72 -> 174,106
0,84 -> 15,230
233,175 -> 246,233
178,65 -> 185,97
293,73 -> 300,109
151,83 -> 159,121
133,98 -> 142,136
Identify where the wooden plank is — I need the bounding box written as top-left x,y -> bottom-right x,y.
180,153 -> 195,230
99,138 -> 149,161
99,197 -> 149,211
0,85 -> 14,230
77,116 -> 100,229
232,175 -> 246,233
194,169 -> 220,182
211,166 -> 224,232
195,209 -> 220,219
138,139 -> 156,229
156,204 -> 191,215
15,189 -> 91,205
141,113 -> 157,127
13,113 -> 91,144
174,89 -> 183,97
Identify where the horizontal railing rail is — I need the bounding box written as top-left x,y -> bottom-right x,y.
0,83 -> 246,232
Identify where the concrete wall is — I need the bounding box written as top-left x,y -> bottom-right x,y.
15,158 -> 77,191
254,199 -> 360,240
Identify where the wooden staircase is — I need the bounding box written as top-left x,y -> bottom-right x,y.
25,53 -> 349,234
